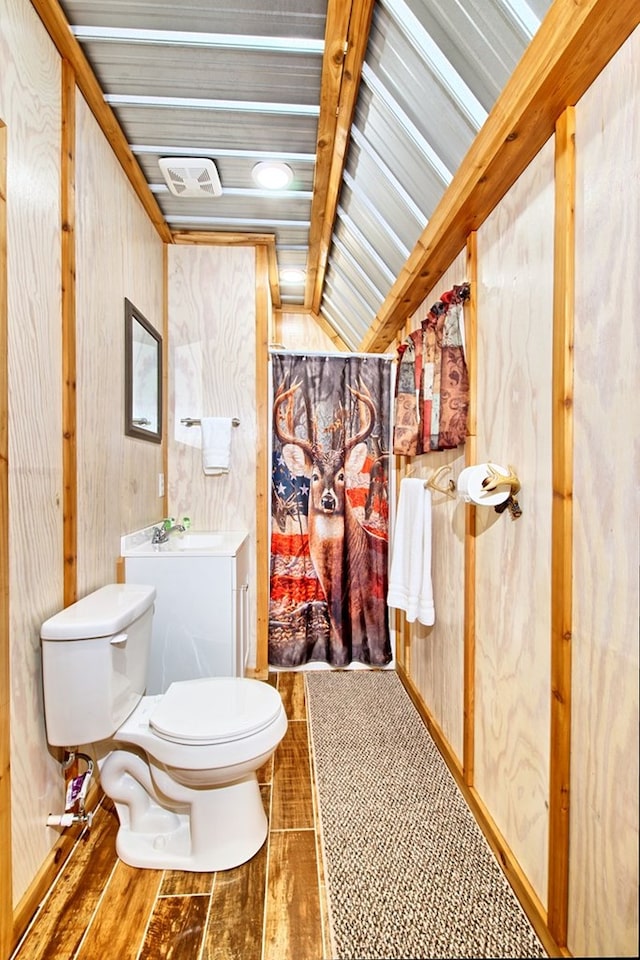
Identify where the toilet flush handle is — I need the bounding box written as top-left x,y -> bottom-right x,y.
110,632 -> 128,646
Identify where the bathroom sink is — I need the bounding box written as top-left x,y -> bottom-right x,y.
172,532 -> 224,551
121,528 -> 248,557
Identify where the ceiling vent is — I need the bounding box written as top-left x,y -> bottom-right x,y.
158,157 -> 222,198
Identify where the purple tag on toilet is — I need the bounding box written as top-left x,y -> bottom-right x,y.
65,774 -> 86,810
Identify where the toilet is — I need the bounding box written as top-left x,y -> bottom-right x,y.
40,583 -> 287,872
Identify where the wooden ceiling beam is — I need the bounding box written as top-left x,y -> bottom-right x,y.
304,0 -> 374,314
360,0 -> 639,353
171,232 -> 276,247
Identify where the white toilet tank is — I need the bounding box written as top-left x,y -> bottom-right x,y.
40,583 -> 156,747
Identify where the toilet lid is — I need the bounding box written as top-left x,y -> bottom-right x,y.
149,677 -> 283,745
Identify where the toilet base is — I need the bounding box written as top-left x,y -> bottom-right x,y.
102,750 -> 269,871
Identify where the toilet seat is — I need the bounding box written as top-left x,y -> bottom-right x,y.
149,677 -> 283,745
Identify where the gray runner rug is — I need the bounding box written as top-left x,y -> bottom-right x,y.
305,670 -> 547,960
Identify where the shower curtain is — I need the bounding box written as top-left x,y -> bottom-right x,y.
269,352 -> 392,668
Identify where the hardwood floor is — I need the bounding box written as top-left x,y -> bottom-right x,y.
12,673 -> 332,960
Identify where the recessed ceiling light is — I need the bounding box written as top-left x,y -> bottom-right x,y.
252,161 -> 294,190
280,267 -> 306,284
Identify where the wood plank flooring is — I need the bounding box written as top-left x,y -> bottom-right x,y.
12,673 -> 332,960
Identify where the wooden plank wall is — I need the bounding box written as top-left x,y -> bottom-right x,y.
3,0 -> 166,929
3,0 -> 64,914
0,118 -> 11,960
569,28 -> 639,956
392,250 -> 468,765
74,93 -> 165,599
391,28 -> 639,958
475,135 -> 554,913
166,245 -> 259,666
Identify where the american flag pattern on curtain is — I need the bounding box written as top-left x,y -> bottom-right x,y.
269,353 -> 392,668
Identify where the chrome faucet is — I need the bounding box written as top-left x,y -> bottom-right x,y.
151,520 -> 186,544
167,521 -> 186,535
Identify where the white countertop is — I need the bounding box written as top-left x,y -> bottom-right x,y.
121,526 -> 248,557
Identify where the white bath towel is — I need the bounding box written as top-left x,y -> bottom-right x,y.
200,417 -> 232,475
387,477 -> 435,625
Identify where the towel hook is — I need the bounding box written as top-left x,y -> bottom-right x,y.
425,464 -> 456,498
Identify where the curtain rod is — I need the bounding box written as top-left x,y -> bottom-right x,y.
268,348 -> 396,361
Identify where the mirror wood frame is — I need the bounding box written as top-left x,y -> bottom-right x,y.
124,298 -> 162,443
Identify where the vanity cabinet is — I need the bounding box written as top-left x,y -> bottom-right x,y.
124,532 -> 249,695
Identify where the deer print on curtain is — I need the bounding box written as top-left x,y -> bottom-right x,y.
269,353 -> 392,668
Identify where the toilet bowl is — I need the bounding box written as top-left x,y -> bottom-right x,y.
40,583 -> 287,872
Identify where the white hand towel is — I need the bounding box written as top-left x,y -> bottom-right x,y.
416,489 -> 434,626
387,477 -> 435,625
201,417 -> 232,475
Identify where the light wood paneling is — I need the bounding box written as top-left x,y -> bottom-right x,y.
74,93 -> 164,597
173,233 -> 280,310
167,245 -> 258,665
395,249 -> 468,765
2,0 -> 64,910
275,309 -> 345,353
569,27 -> 639,957
0,117 -> 10,960
475,138 -> 555,906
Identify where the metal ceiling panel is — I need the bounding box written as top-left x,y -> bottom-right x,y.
333,215 -> 397,296
60,0 -> 328,38
327,240 -> 386,313
340,181 -> 410,274
53,0 -> 553,347
366,4 -> 486,166
317,0 -> 549,344
155,193 -> 311,223
397,0 -> 537,108
76,42 -> 323,106
321,276 -> 375,346
106,105 -> 319,154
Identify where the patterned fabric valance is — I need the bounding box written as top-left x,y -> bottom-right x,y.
392,283 -> 470,456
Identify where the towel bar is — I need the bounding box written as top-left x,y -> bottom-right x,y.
180,417 -> 240,428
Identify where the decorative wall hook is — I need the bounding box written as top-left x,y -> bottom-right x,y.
425,464 -> 456,497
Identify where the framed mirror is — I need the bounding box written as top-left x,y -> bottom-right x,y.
124,298 -> 162,443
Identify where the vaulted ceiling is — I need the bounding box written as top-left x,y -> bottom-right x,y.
31,0 -> 638,351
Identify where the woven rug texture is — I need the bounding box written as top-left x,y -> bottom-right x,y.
305,670 -> 547,960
